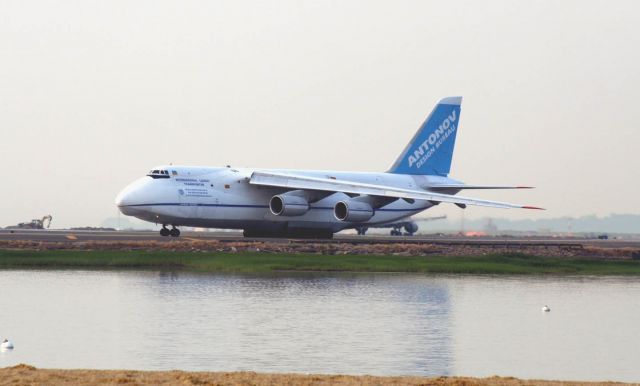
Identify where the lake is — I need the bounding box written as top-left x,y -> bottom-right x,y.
0,270 -> 638,382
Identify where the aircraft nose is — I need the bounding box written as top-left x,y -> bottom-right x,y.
115,189 -> 132,207
115,189 -> 137,216
116,179 -> 147,215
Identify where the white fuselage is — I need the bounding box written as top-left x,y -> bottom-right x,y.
116,165 -> 460,233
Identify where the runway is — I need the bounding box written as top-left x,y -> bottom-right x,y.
1,229 -> 638,249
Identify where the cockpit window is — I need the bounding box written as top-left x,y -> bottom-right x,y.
147,169 -> 171,179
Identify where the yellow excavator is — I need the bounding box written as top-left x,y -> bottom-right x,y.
6,215 -> 53,229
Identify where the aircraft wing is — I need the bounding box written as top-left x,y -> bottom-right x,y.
249,171 -> 543,210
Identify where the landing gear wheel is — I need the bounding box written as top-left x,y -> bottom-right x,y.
170,227 -> 181,237
160,227 -> 170,237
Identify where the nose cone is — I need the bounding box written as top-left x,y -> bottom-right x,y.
115,188 -> 131,207
116,187 -> 133,210
115,188 -> 139,216
116,177 -> 150,216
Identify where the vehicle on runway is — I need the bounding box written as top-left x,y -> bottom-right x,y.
116,97 -> 541,238
5,215 -> 52,230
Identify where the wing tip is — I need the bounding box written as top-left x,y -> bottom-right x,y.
522,205 -> 545,210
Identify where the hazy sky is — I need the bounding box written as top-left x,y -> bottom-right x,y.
1,0 -> 638,228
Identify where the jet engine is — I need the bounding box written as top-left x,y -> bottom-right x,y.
269,193 -> 309,216
334,199 -> 374,222
404,221 -> 419,234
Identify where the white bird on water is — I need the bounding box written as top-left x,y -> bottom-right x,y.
1,339 -> 14,350
542,305 -> 551,312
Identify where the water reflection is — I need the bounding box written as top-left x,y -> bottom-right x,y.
1,271 -> 639,382
0,271 -> 452,376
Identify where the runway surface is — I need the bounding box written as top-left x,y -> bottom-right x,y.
1,229 -> 638,249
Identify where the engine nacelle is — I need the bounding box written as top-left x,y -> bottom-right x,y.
404,222 -> 419,234
334,200 -> 374,222
269,194 -> 309,216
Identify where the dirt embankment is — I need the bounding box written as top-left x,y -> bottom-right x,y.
0,239 -> 638,260
0,365 -> 633,386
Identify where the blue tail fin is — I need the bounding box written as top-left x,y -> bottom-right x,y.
388,96 -> 462,176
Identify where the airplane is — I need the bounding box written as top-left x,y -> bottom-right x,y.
116,97 -> 542,238
355,215 -> 446,236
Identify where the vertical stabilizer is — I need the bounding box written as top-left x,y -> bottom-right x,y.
388,97 -> 462,176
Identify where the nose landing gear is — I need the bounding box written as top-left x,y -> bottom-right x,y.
160,225 -> 181,237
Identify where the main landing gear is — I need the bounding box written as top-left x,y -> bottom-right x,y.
160,225 -> 180,237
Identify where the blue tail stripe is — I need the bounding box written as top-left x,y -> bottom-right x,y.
388,96 -> 462,176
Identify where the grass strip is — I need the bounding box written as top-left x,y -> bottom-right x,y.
1,249 -> 640,275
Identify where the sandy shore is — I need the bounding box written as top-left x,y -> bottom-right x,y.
0,365 -> 633,386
